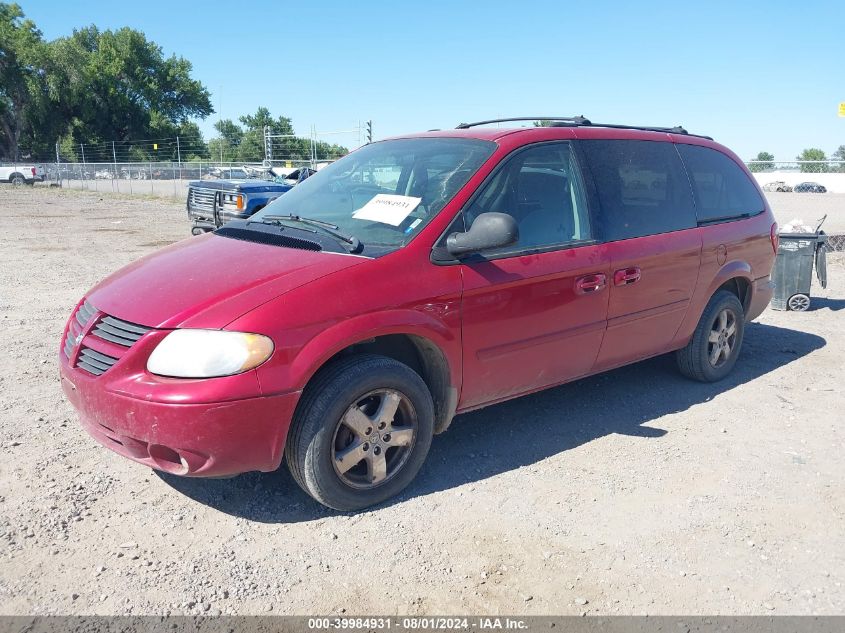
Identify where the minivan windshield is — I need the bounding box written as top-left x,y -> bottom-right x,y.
249,138 -> 496,256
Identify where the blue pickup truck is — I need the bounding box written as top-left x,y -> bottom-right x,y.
186,167 -> 314,235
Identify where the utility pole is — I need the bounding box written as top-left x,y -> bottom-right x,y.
55,142 -> 60,185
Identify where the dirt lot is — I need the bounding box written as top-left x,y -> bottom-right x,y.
1,187 -> 843,616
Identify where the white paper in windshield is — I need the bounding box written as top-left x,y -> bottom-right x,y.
352,194 -> 421,226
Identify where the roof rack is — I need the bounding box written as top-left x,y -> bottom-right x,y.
455,116 -> 713,140
456,116 -> 591,129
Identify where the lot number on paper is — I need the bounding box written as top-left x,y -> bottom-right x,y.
352,194 -> 422,226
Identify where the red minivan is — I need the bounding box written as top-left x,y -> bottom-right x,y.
60,118 -> 776,510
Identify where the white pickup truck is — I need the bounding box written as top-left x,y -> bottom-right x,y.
0,164 -> 45,185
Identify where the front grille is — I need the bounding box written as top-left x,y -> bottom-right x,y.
64,300 -> 154,376
188,187 -> 217,212
76,347 -> 118,376
63,300 -> 97,359
92,315 -> 152,347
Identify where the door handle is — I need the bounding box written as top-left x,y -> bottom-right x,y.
575,273 -> 607,295
613,267 -> 641,286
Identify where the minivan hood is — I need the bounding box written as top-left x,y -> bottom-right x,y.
86,233 -> 368,329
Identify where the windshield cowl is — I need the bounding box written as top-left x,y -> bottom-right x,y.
216,220 -> 367,256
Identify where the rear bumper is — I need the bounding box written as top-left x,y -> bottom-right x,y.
747,275 -> 775,321
61,362 -> 300,477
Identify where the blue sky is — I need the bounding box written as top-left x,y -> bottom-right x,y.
18,0 -> 845,160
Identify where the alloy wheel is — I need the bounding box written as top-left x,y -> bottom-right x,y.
707,308 -> 737,367
331,389 -> 417,489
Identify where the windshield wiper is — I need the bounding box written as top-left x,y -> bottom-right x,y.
252,214 -> 363,254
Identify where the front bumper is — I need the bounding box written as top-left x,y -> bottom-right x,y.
60,359 -> 300,477
187,205 -> 249,229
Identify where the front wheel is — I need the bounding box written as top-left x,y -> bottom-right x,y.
676,290 -> 745,382
285,354 -> 434,511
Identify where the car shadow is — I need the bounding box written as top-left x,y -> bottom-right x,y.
157,321 -> 825,523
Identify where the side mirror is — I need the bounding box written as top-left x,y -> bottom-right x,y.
446,212 -> 519,258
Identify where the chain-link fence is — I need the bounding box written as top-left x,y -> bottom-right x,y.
1,120 -> 369,197
746,160 -> 845,174
747,161 -> 845,194
40,160 -> 316,198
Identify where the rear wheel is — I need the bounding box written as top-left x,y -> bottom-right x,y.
285,354 -> 434,511
10,174 -> 25,186
676,290 -> 745,382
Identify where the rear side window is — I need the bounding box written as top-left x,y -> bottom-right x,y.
580,140 -> 696,241
676,144 -> 765,223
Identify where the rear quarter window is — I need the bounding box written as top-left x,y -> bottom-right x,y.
580,139 -> 697,242
676,144 -> 765,223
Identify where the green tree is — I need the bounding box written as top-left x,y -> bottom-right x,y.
205,107 -> 349,164
207,119 -> 242,162
832,145 -> 845,173
533,120 -> 553,127
313,141 -> 347,161
1,4 -> 213,160
49,26 -> 212,147
0,3 -> 54,159
236,107 -> 296,162
796,148 -> 828,173
173,121 -> 209,160
748,151 -> 774,172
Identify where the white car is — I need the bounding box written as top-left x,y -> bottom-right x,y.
0,164 -> 45,186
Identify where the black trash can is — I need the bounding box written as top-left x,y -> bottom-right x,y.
770,219 -> 828,311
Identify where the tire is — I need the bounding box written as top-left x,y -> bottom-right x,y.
676,290 -> 745,382
9,174 -> 25,186
787,293 -> 810,312
285,354 -> 435,511
190,227 -> 207,236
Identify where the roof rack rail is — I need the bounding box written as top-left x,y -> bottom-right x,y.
455,116 -> 713,140
456,116 -> 591,129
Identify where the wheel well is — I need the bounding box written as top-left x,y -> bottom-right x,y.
319,334 -> 456,434
718,277 -> 751,313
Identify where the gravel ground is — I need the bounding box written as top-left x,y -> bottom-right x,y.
1,187 -> 843,616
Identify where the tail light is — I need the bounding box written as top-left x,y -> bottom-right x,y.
770,222 -> 779,254
31,167 -> 36,176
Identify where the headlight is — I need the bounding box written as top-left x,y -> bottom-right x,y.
147,330 -> 274,378
221,193 -> 244,210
